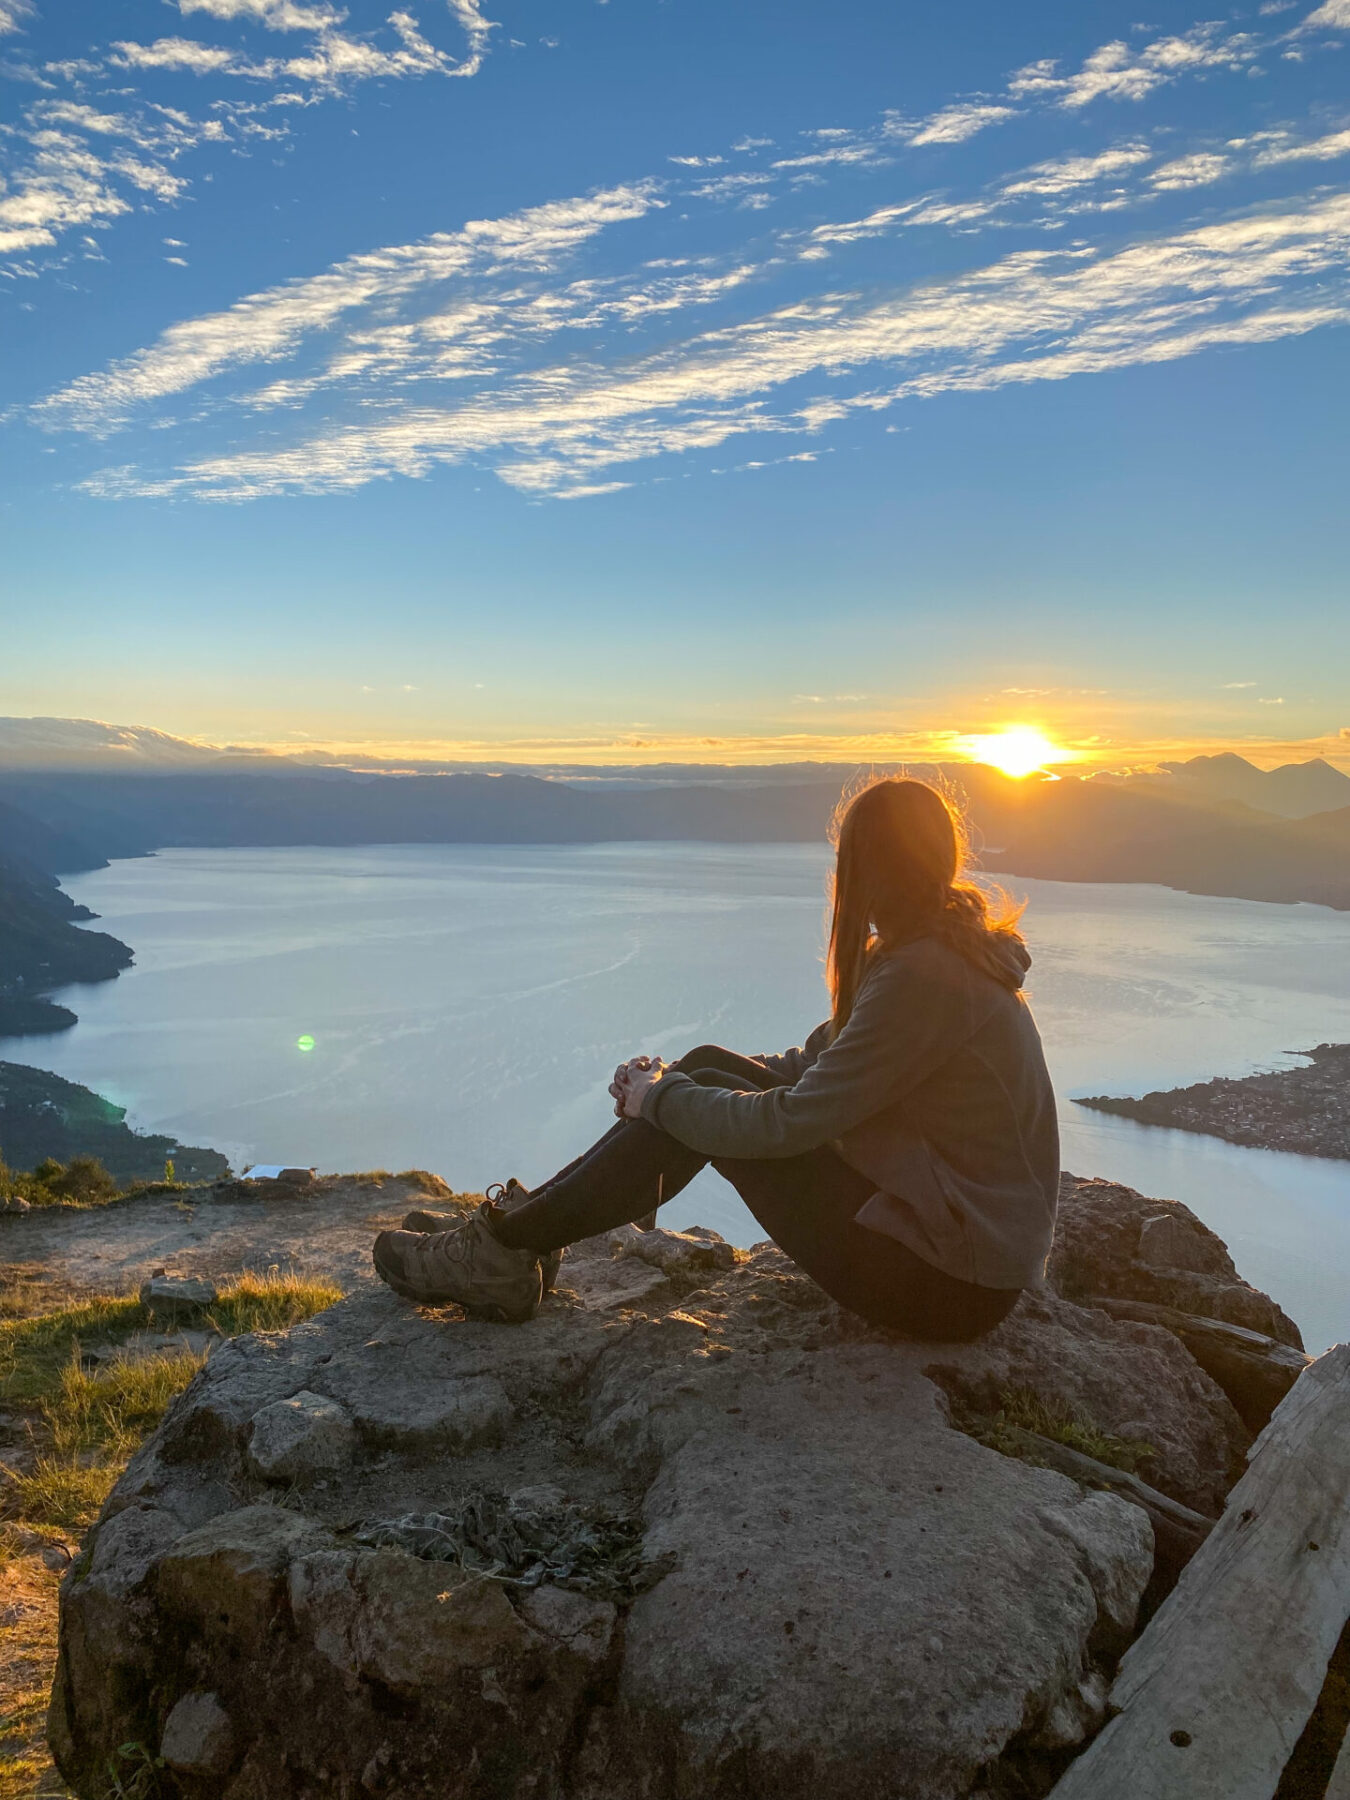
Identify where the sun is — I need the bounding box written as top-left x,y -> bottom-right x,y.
960,727 -> 1069,779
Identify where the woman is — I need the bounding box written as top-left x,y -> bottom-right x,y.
373,777 -> 1059,1341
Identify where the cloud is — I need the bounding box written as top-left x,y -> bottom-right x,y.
1009,25 -> 1260,110
1300,0 -> 1350,27
1253,125 -> 1350,166
70,188 -> 1350,500
110,37 -> 246,73
0,0 -> 34,33
1001,144 -> 1154,196
177,0 -> 344,28
1150,152 -> 1234,190
897,103 -> 1017,147
38,184 -> 664,429
1221,680 -> 1257,687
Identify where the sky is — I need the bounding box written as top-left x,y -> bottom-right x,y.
2,0 -> 1348,769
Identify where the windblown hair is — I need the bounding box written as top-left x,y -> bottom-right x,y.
826,776 -> 1027,1034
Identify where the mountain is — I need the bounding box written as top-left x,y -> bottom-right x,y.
0,799 -> 135,1034
1153,753 -> 1350,819
0,716 -> 240,770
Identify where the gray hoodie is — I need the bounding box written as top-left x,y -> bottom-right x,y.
641,933 -> 1059,1290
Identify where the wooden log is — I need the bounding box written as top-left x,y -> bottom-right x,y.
1088,1295 -> 1310,1432
1048,1343 -> 1350,1800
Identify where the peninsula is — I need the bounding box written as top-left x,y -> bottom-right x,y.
1074,1043 -> 1350,1162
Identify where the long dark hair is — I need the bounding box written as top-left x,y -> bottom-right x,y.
826,776 -> 1027,1033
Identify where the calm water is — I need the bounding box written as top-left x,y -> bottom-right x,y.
6,845 -> 1350,1351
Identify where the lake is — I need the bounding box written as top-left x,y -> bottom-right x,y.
6,844 -> 1350,1351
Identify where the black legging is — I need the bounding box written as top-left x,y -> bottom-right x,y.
493,1045 -> 1021,1342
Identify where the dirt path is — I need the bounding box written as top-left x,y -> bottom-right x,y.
0,1175 -> 454,1304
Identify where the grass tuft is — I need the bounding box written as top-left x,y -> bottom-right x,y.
961,1386 -> 1156,1476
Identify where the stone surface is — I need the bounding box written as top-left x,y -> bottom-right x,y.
609,1222 -> 738,1275
160,1691 -> 235,1776
246,1389 -> 357,1483
51,1180 -> 1299,1800
139,1269 -> 219,1315
1048,1175 -> 1304,1348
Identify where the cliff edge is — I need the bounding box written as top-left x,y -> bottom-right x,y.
49,1176 -> 1302,1800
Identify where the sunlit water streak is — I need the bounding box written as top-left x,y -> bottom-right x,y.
5,844 -> 1350,1351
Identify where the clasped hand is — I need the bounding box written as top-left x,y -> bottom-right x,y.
609,1054 -> 668,1120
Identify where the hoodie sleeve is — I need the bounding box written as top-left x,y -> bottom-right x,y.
754,1020 -> 831,1082
642,944 -> 1002,1160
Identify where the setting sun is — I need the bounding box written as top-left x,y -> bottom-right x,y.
960,728 -> 1070,779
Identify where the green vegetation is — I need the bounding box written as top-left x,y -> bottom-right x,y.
0,1061 -> 229,1187
959,1386 -> 1156,1476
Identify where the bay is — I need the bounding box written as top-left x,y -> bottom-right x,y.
5,843 -> 1349,1351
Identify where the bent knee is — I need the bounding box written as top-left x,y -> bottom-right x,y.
673,1043 -> 734,1072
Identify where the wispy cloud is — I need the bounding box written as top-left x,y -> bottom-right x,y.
1002,144 -> 1154,197
1009,24 -> 1261,110
896,102 -> 1017,147
1253,124 -> 1350,165
68,188 -> 1350,500
1,0 -> 498,266
37,185 -> 665,430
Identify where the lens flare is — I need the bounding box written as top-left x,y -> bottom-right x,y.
296,1034 -> 316,1052
960,728 -> 1070,779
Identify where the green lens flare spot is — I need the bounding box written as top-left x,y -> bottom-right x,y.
296,1035 -> 316,1053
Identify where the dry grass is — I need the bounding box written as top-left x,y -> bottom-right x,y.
0,1540 -> 68,1800
0,1269 -> 340,1798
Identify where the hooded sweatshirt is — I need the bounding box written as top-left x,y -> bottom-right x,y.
640,933 -> 1059,1291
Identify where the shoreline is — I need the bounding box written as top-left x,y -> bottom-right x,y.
1074,1043 -> 1350,1164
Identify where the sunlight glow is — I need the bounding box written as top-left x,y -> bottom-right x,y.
959,728 -> 1071,779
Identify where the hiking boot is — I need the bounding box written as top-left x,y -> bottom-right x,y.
400,1179 -> 564,1293
372,1203 -> 543,1322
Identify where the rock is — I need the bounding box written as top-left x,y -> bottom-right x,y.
561,1252 -> 671,1311
247,1390 -> 357,1483
160,1691 -> 235,1776
1048,1175 -> 1304,1348
1,1195 -> 32,1213
609,1222 -> 737,1275
926,1288 -> 1247,1516
139,1269 -> 219,1317
51,1189 -> 1298,1800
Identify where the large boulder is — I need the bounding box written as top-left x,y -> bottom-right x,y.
1049,1175 -> 1303,1348
50,1193 -> 1276,1800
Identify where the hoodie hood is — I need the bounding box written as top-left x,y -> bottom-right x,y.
989,934 -> 1032,990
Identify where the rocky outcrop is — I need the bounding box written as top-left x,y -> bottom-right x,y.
50,1181 -> 1281,1800
1049,1174 -> 1303,1348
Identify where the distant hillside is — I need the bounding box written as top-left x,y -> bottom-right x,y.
1149,752 -> 1350,820
0,1061 -> 229,1183
1,760 -> 1346,918
0,800 -> 135,1035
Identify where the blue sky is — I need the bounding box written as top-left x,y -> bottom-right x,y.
3,0 -> 1348,767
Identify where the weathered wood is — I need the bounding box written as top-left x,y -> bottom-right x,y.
1326,1725 -> 1350,1800
1089,1295 -> 1311,1431
1048,1343 -> 1350,1800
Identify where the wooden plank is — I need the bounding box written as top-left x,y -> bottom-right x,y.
1048,1343 -> 1350,1800
1326,1726 -> 1350,1800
